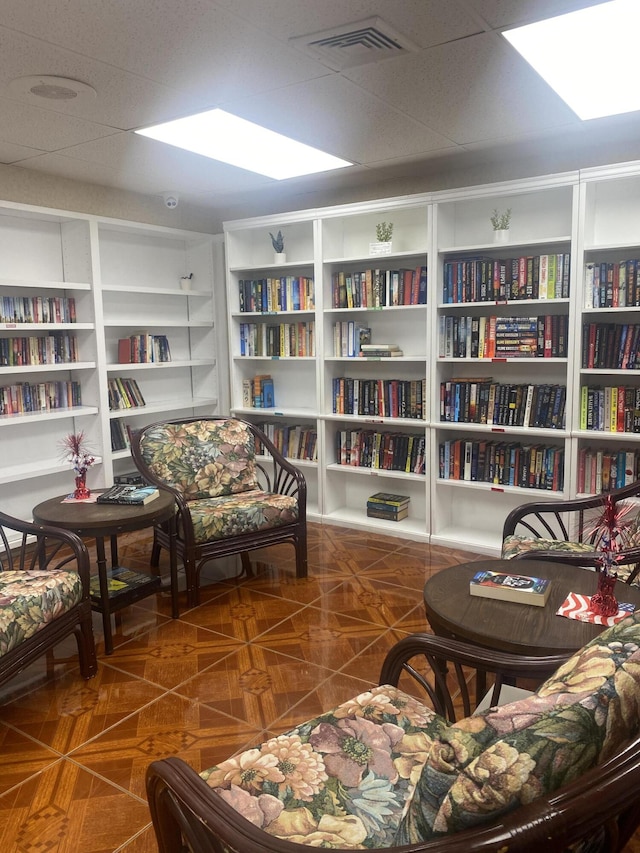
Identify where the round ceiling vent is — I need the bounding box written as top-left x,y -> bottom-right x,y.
7,75 -> 97,105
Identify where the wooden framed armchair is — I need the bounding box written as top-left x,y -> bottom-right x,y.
129,417 -> 307,608
502,478 -> 640,584
147,617 -> 640,852
0,510 -> 97,691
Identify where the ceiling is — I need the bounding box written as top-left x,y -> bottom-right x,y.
0,0 -> 638,225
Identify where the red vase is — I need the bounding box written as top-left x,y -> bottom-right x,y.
589,571 -> 618,617
74,473 -> 91,500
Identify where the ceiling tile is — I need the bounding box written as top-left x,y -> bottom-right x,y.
343,31 -> 579,144
0,95 -> 116,150
467,0 -> 607,28
213,0 -> 481,47
222,75 -> 457,164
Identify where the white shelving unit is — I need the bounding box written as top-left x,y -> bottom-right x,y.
224,175 -> 612,552
430,175 -> 580,554
0,202 -> 221,523
224,199 -> 430,536
225,215 -> 320,518
319,201 -> 430,538
575,164 -> 640,497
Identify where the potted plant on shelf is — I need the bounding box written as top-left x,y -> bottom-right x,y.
490,208 -> 511,242
371,221 -> 393,255
270,230 -> 286,263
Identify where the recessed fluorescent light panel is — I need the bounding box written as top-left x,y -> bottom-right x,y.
503,0 -> 640,120
136,108 -> 352,180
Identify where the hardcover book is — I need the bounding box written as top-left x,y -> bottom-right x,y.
367,492 -> 411,507
366,507 -> 408,521
469,570 -> 551,606
96,485 -> 159,505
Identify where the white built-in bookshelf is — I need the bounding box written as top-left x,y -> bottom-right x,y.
225,162 -> 640,556
0,203 -> 222,523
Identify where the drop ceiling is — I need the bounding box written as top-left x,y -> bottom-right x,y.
0,0 -> 636,223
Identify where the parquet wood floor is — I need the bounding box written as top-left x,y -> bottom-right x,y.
1,522 -> 639,851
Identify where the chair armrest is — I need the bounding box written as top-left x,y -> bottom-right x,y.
379,632 -> 568,721
250,423 -> 307,510
502,478 -> 640,543
0,510 -> 92,601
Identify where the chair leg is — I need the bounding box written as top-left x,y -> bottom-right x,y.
75,609 -> 98,679
184,554 -> 199,608
295,530 -> 308,578
241,551 -> 253,577
150,533 -> 162,569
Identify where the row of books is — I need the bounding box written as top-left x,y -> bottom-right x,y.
580,385 -> 640,433
0,380 -> 81,416
366,491 -> 410,522
242,374 -> 275,408
336,429 -> 426,474
582,322 -> 640,370
439,315 -> 569,359
1,295 -> 77,324
107,377 -> 146,410
439,439 -> 565,491
577,447 -> 638,494
331,266 -> 427,309
332,321 -> 371,357
253,422 -> 317,461
442,254 -> 570,304
440,381 -> 566,429
117,334 -> 171,364
333,377 -> 426,420
110,418 -> 130,451
238,321 -> 315,357
584,260 -> 640,308
238,276 -> 315,313
0,333 -> 79,366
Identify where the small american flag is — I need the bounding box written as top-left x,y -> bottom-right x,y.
556,592 -> 635,627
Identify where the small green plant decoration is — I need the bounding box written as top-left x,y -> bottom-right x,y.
375,221 -> 394,242
269,230 -> 284,253
490,208 -> 512,231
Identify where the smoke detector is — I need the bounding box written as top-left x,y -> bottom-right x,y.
290,17 -> 419,70
7,75 -> 97,105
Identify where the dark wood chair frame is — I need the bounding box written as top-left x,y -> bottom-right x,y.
0,510 -> 97,690
502,477 -> 640,583
146,632 -> 640,852
129,416 -> 307,609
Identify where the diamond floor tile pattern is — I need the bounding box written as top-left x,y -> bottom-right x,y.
1,521 -> 640,852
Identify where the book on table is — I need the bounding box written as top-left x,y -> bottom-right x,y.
97,485 -> 159,505
469,570 -> 551,606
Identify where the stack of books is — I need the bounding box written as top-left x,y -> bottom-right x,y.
359,343 -> 403,358
366,492 -> 410,521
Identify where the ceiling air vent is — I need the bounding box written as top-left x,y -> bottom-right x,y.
290,17 -> 419,70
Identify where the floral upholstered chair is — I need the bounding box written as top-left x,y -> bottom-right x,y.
147,616 -> 640,852
502,478 -> 640,585
0,510 -> 97,691
129,417 -> 307,608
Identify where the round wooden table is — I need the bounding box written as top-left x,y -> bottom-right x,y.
33,490 -> 178,654
423,558 -> 640,657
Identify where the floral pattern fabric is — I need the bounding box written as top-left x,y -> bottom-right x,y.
188,490 -> 298,542
201,685 -> 449,849
199,614 -> 640,850
396,611 -> 640,845
0,569 -> 82,657
139,419 -> 259,500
